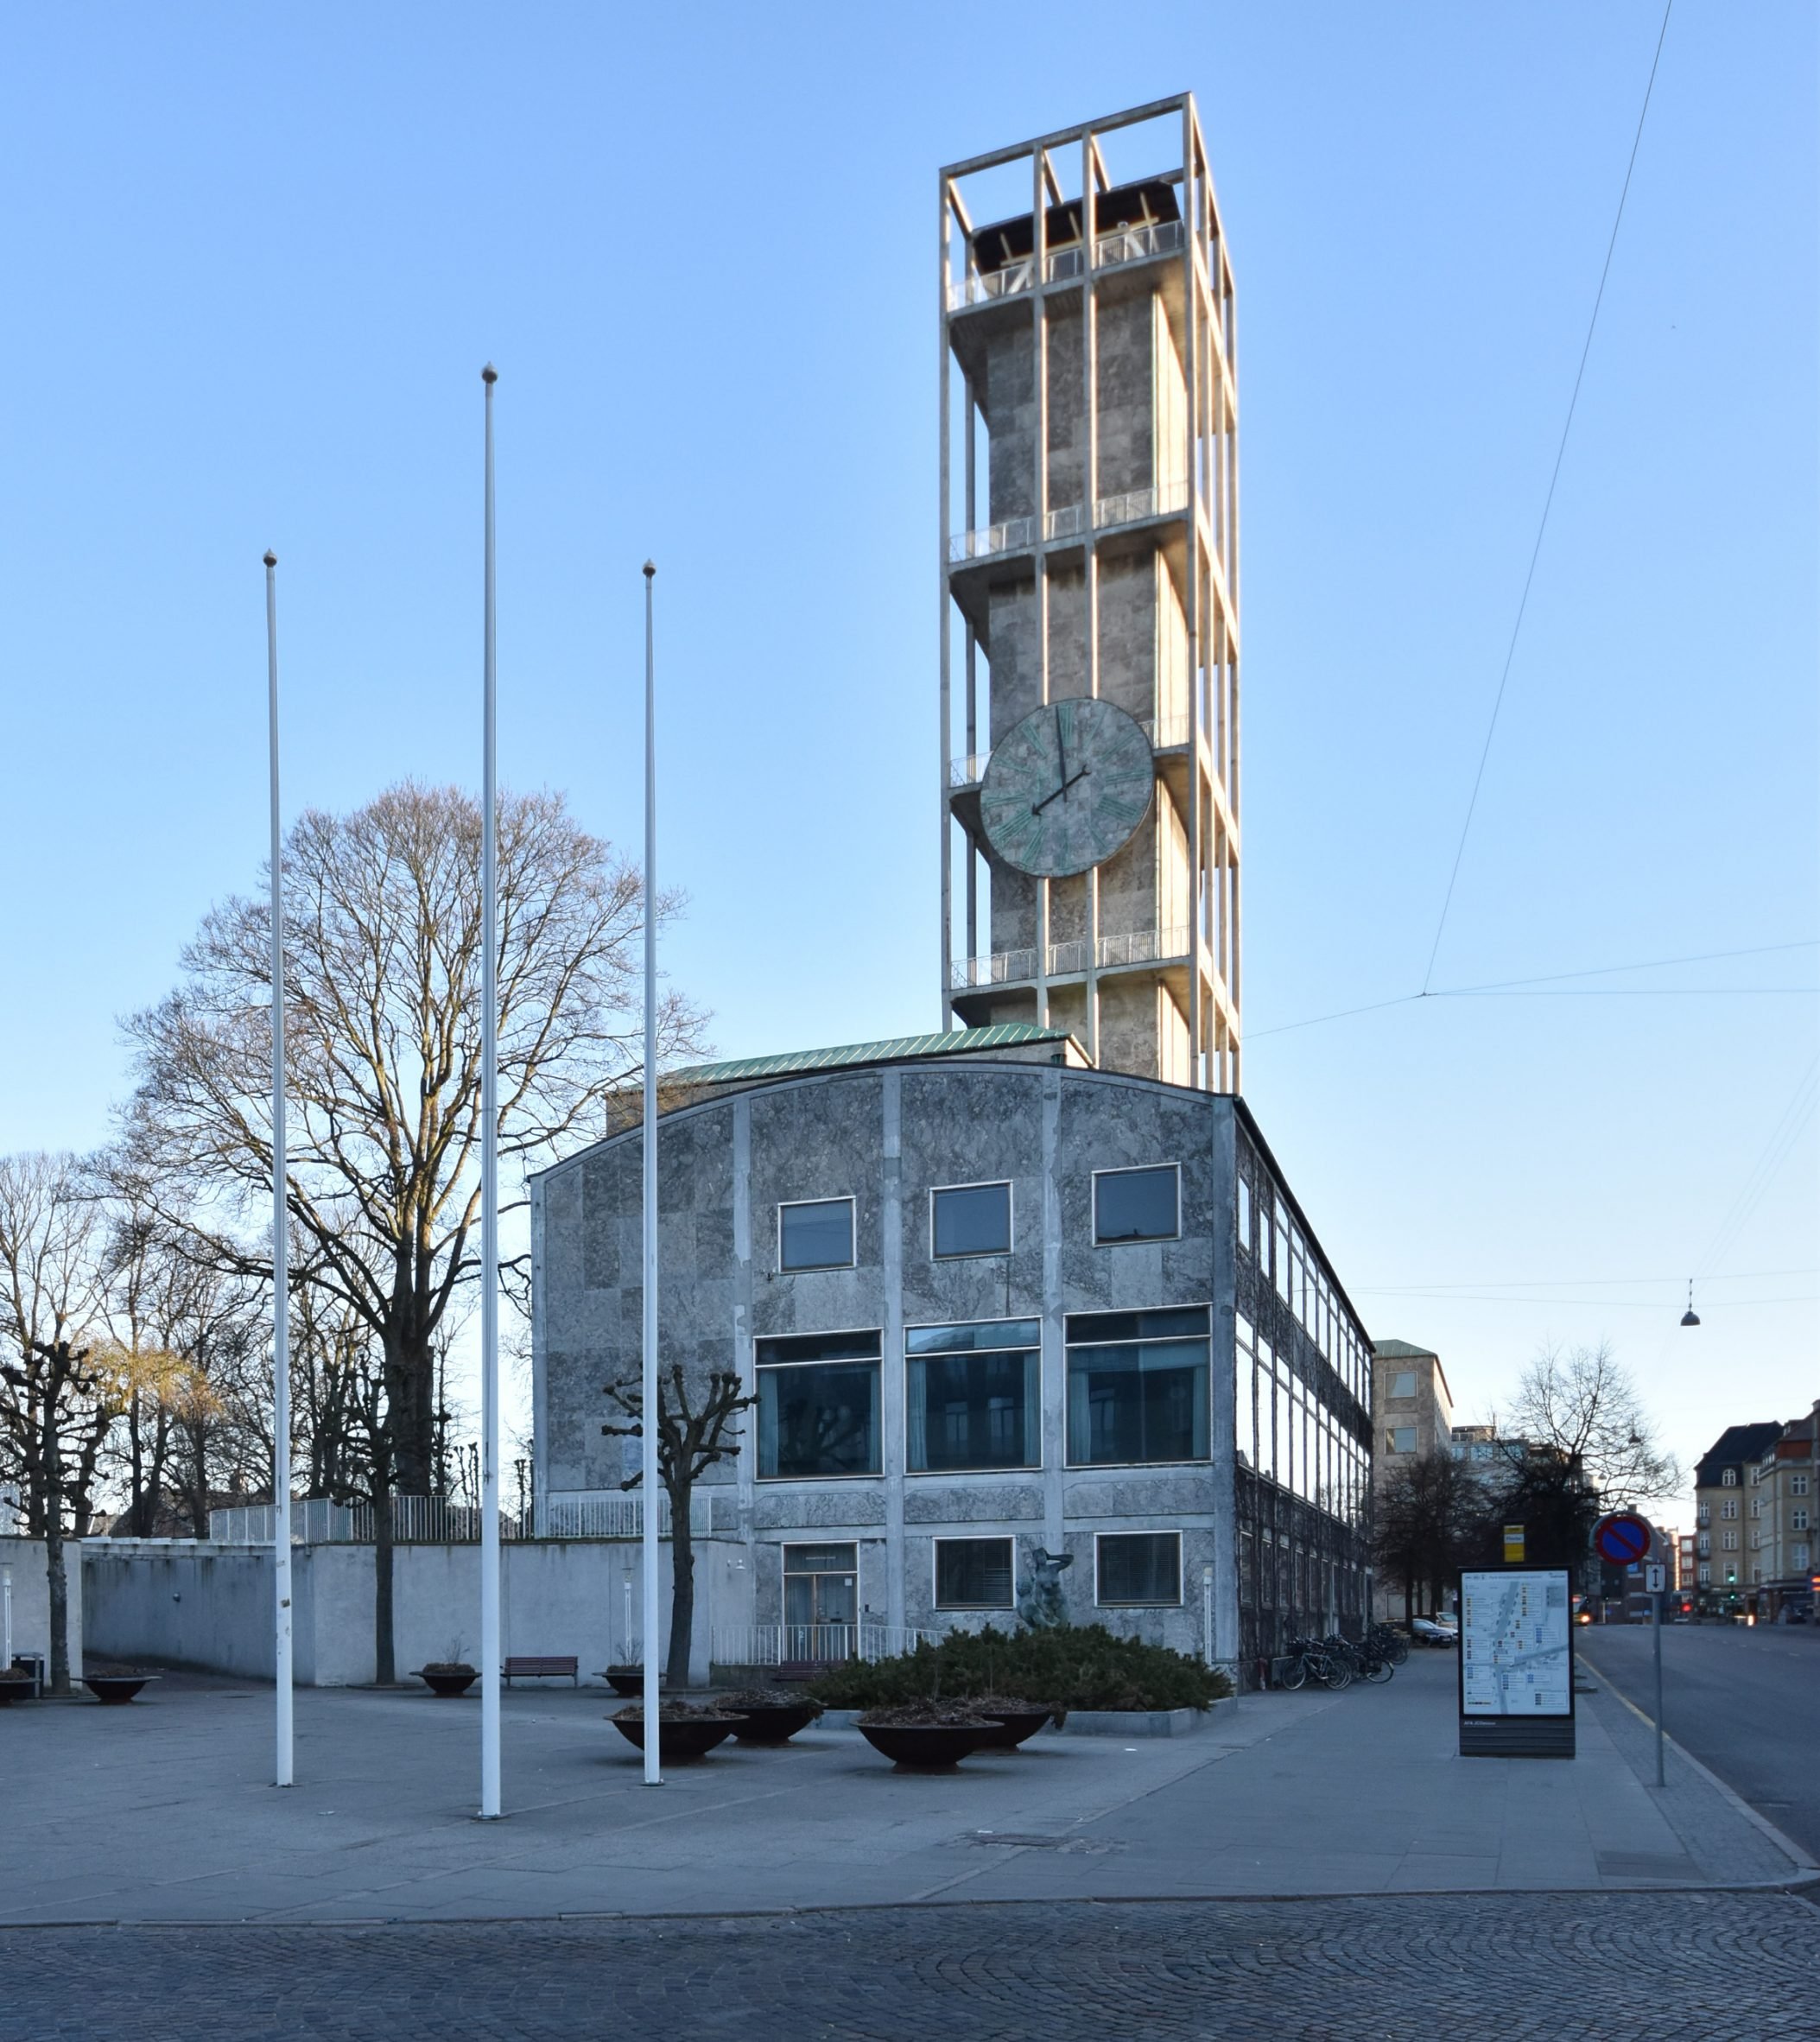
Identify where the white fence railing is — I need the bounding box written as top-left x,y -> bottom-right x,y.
947,219 -> 1187,309
208,1489 -> 713,1545
712,1622 -> 938,1668
948,477 -> 1190,566
950,924 -> 1193,992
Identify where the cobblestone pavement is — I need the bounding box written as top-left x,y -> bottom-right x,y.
7,1888 -> 1817,2042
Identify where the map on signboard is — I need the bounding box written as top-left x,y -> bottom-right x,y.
1460,1570 -> 1571,1717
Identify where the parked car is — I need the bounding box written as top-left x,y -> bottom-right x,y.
1410,1617 -> 1457,1647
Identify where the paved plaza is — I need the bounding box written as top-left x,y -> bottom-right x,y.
4,1892 -> 1817,2041
0,1652 -> 1806,1926
4,1652 -> 1815,2038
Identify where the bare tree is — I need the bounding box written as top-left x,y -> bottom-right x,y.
0,1153 -> 122,1691
124,778 -> 704,1626
603,1366 -> 755,1690
1373,1449 -> 1487,1625
1509,1341 -> 1680,1506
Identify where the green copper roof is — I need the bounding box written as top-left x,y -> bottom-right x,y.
670,1024 -> 1076,1088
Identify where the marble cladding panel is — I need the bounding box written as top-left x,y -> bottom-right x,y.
985,327 -> 1037,523
1063,1475 -> 1215,1518
580,1143 -> 639,1291
903,1485 -> 1046,1525
897,1066 -> 1047,1328
750,1487 -> 887,1530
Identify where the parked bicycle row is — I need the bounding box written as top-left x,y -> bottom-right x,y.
1274,1622 -> 1409,1690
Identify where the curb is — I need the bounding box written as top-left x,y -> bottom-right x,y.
1582,1655 -> 1817,1874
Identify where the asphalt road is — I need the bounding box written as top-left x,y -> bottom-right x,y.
1577,1621 -> 1820,1859
3,1892 -> 1817,2042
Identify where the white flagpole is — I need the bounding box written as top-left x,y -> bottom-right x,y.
479,365 -> 503,1819
640,560 -> 661,1786
264,549 -> 294,1790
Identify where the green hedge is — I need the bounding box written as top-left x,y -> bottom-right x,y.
808,1625 -> 1232,1713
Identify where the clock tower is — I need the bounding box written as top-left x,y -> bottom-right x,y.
938,96 -> 1240,1091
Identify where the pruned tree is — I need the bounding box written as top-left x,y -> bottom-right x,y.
123,781 -> 705,1673
1509,1341 -> 1680,1506
1467,1443 -> 1604,1584
1372,1448 -> 1487,1624
0,1152 -> 123,1692
603,1365 -> 756,1690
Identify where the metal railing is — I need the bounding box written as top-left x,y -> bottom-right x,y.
207,1490 -> 713,1545
711,1622 -> 938,1668
948,478 -> 1189,566
947,219 -> 1187,309
949,925 -> 1192,992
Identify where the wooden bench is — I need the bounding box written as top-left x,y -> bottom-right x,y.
502,1655 -> 579,1688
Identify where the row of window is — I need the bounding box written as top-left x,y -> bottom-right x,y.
1235,1174 -> 1368,1406
1233,1312 -> 1368,1524
754,1309 -> 1211,1478
781,1533 -> 1188,1616
775,1164 -> 1184,1273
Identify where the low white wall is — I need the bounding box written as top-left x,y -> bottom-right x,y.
1,1536 -> 85,1671
83,1538 -> 749,1687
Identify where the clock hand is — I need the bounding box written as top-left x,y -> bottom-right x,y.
1031,765 -> 1090,815
1054,702 -> 1068,789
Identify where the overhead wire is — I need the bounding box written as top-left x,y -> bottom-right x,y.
1418,0 -> 1676,993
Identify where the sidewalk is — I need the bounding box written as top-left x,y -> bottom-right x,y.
1,1652 -> 1805,1924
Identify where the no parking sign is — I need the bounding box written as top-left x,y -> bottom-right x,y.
1594,1512 -> 1652,1568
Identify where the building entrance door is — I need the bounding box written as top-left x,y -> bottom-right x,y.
783,1542 -> 859,1646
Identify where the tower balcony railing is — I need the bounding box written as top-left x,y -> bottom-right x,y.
949,924 -> 1192,991
949,713 -> 1191,789
948,478 -> 1190,566
947,219 -> 1188,310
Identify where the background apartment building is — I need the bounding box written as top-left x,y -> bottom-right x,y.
1369,1340 -> 1453,1620
1693,1421 -> 1783,1612
1745,1404 -> 1817,1620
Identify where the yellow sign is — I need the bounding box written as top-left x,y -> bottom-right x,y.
1503,1524 -> 1526,1563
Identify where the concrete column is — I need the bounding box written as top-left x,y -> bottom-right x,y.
1040,1069 -> 1065,1548
881,1071 -> 906,1630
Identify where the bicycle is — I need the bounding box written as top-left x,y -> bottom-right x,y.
1366,1622 -> 1410,1667
1330,1631 -> 1394,1684
1280,1634 -> 1353,1690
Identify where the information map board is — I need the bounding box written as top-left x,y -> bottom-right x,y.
1457,1568 -> 1576,1758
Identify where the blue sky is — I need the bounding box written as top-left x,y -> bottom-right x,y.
3,3 -> 1814,1498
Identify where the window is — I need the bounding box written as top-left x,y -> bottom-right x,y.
1237,1176 -> 1252,1255
756,1330 -> 881,1478
778,1197 -> 855,1271
929,1180 -> 1012,1259
1697,1534 -> 1710,1557
1721,1499 -> 1738,1520
1696,1503 -> 1710,1525
1796,1543 -> 1811,1570
1697,1563 -> 1710,1586
1274,1202 -> 1292,1300
1390,1371 -> 1417,1400
1388,1426 -> 1416,1454
905,1318 -> 1040,1472
783,1542 -> 857,1628
1096,1532 -> 1183,1607
1234,1315 -> 1257,1468
934,1536 -> 1015,1609
1795,1474 -> 1811,1497
1722,1530 -> 1738,1551
1093,1164 -> 1180,1244
1722,1468 -> 1738,1487
1794,1508 -> 1810,1533
1065,1305 -> 1210,1465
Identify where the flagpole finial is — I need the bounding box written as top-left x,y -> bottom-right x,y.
481,362 -> 498,384
643,560 -> 656,580
263,550 -> 277,568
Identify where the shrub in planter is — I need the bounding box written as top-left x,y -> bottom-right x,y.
413,1662 -> 479,1697
80,1664 -> 161,1705
718,1687 -> 824,1744
810,1625 -> 1231,1715
957,1694 -> 1052,1748
0,1667 -> 35,1705
856,1701 -> 995,1770
609,1700 -> 738,1760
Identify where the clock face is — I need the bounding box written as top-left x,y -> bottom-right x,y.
978,697 -> 1155,878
